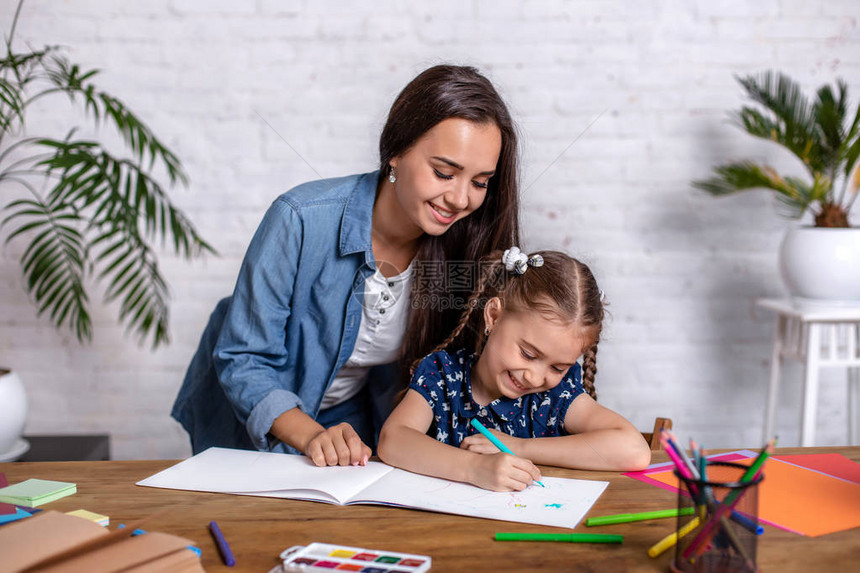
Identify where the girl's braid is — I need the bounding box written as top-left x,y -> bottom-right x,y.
570,255 -> 603,401
409,258 -> 506,374
580,343 -> 598,400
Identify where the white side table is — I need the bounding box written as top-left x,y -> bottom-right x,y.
756,298 -> 860,446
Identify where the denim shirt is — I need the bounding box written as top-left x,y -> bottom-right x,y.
172,171 -> 396,453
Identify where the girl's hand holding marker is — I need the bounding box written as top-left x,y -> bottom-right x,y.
467,447 -> 544,492
469,418 -> 545,488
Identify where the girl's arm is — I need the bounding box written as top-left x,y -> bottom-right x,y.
461,395 -> 651,471
377,390 -> 542,491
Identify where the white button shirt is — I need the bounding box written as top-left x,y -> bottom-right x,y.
320,262 -> 414,409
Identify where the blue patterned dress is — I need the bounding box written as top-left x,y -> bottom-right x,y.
409,349 -> 585,446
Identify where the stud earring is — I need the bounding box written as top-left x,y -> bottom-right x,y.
484,327 -> 491,336
388,167 -> 396,184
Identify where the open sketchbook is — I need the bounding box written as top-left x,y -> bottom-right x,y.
137,447 -> 608,529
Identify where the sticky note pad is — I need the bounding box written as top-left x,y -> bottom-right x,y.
0,479 -> 77,507
66,509 -> 109,527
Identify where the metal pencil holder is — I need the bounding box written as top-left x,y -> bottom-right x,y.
669,461 -> 762,573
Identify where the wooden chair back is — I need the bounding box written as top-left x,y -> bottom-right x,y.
641,417 -> 673,451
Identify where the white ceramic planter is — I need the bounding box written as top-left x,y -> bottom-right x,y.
0,369 -> 27,455
779,227 -> 860,302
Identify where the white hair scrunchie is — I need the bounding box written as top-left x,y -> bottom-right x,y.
502,246 -> 544,276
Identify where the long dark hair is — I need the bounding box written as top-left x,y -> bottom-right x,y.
379,65 -> 521,386
416,250 -> 605,399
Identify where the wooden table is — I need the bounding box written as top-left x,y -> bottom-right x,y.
2,447 -> 858,572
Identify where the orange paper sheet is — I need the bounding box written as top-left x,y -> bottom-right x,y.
647,458 -> 860,537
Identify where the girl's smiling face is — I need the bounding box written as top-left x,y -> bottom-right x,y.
386,117 -> 501,237
471,298 -> 594,405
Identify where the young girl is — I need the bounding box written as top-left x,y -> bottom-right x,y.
378,248 -> 652,491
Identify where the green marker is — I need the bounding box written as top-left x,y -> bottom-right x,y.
495,532 -> 623,544
586,507 -> 695,527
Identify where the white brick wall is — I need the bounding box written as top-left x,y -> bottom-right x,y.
2,0 -> 858,459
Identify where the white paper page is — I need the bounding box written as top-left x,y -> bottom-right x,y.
136,447 -> 393,504
352,469 -> 608,529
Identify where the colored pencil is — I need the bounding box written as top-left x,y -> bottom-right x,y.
666,431 -> 698,479
660,435 -> 694,481
717,514 -> 757,571
660,432 -> 705,503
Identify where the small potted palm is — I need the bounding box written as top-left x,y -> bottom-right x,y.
0,1 -> 213,459
694,71 -> 860,301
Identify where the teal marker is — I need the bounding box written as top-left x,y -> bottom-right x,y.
469,418 -> 545,487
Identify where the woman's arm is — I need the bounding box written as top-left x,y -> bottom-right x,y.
214,199 -> 307,450
377,390 -> 542,491
213,198 -> 372,465
461,395 -> 651,471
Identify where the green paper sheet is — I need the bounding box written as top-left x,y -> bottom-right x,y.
0,479 -> 76,507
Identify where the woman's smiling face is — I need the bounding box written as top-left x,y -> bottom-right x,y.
388,117 -> 502,236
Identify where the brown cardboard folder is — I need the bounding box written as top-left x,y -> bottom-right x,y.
0,510 -> 204,572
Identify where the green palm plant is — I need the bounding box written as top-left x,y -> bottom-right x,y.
0,1 -> 214,348
694,70 -> 860,228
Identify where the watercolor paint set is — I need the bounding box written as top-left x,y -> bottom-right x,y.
275,542 -> 431,572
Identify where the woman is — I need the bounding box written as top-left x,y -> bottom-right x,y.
172,65 -> 521,466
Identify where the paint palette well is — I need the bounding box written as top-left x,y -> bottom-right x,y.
279,542 -> 431,572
